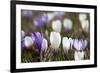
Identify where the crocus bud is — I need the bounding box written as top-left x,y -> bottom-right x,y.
79,13 -> 87,22
41,38 -> 48,52
24,36 -> 33,48
52,20 -> 62,32
81,20 -> 89,33
63,18 -> 73,31
50,31 -> 61,50
62,37 -> 71,53
47,13 -> 54,22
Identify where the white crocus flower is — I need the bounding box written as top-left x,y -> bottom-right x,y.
81,20 -> 89,32
63,18 -> 73,30
74,51 -> 84,60
79,13 -> 87,22
79,13 -> 89,32
62,37 -> 73,53
52,20 -> 62,32
24,36 -> 33,48
50,32 -> 61,50
47,13 -> 54,22
41,38 -> 48,52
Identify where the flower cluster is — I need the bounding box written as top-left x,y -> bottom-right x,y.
21,10 -> 90,62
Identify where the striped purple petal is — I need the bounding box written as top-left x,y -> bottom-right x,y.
32,32 -> 44,51
74,39 -> 88,51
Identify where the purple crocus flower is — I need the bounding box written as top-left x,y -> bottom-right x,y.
73,39 -> 88,60
73,39 -> 87,51
31,32 -> 44,51
53,12 -> 65,20
33,17 -> 44,27
33,14 -> 49,28
41,14 -> 49,25
22,10 -> 32,20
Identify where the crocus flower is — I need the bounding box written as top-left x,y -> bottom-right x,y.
33,14 -> 49,28
74,51 -> 84,60
41,13 -> 49,25
53,12 -> 64,20
62,37 -> 73,53
41,38 -> 48,52
81,20 -> 89,33
22,10 -> 32,20
24,36 -> 33,48
31,32 -> 44,51
47,13 -> 54,22
33,17 -> 44,27
52,20 -> 62,32
79,13 -> 89,32
63,18 -> 73,31
79,13 -> 87,22
73,39 -> 88,60
73,39 -> 87,51
50,31 -> 61,50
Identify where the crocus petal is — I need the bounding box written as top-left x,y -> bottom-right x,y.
78,39 -> 84,51
63,18 -> 73,30
74,39 -> 88,51
47,13 -> 54,22
32,32 -> 44,50
69,38 -> 73,49
84,40 -> 88,48
21,30 -> 25,39
24,36 -> 33,48
79,13 -> 87,22
81,20 -> 89,32
33,17 -> 43,27
74,51 -> 84,60
73,39 -> 79,50
53,12 -> 64,20
50,32 -> 61,50
52,20 -> 62,32
41,38 -> 48,52
62,37 -> 71,52
22,10 -> 32,18
41,14 -> 49,24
